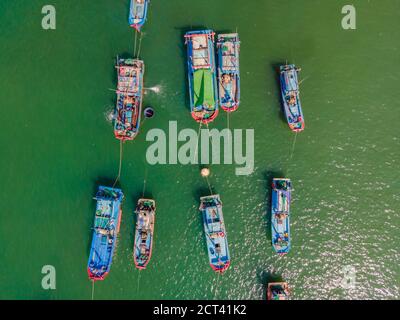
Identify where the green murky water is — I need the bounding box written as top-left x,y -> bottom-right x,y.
0,0 -> 399,299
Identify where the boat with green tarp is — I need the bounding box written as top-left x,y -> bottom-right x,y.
184,30 -> 219,124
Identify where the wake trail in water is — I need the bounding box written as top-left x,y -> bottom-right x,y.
145,85 -> 162,94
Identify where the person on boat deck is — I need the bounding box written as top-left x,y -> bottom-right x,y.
222,74 -> 231,84
287,92 -> 296,105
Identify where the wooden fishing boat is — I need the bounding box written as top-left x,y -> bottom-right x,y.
133,198 -> 156,270
217,33 -> 240,112
114,58 -> 144,141
267,282 -> 289,300
200,195 -> 230,273
184,30 -> 219,124
280,64 -> 305,132
271,178 -> 291,255
129,0 -> 149,31
87,186 -> 124,281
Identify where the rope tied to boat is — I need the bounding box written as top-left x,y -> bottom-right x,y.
286,131 -> 298,176
133,29 -> 138,57
112,140 -> 124,188
136,32 -> 144,59
205,176 -> 213,195
193,115 -> 204,163
142,166 -> 148,197
91,280 -> 95,300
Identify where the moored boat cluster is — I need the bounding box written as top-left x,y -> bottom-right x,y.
88,1 -> 306,300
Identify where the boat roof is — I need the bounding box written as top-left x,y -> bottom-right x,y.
130,0 -> 147,19
200,194 -> 220,202
217,33 -> 239,41
117,63 -> 143,94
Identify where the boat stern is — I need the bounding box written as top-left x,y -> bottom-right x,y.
211,260 -> 230,274
87,267 -> 108,282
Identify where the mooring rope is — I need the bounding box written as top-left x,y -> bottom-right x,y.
205,176 -> 213,195
91,280 -> 95,300
133,30 -> 138,57
227,111 -> 230,148
193,117 -> 204,163
136,32 -> 143,59
142,167 -> 148,197
286,131 -> 298,176
289,131 -> 298,162
137,271 -> 141,295
213,273 -> 221,299
112,140 -> 124,188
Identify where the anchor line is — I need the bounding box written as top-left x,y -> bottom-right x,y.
205,176 -> 213,196
112,140 -> 124,188
286,131 -> 298,175
137,270 -> 141,295
142,167 -> 148,197
227,111 -> 230,148
91,280 -> 95,300
136,32 -> 144,59
193,116 -> 204,163
213,272 -> 221,299
133,29 -> 138,57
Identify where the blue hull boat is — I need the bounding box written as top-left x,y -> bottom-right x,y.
200,195 -> 230,273
217,33 -> 240,112
184,30 -> 219,124
133,198 -> 156,270
129,0 -> 149,31
87,186 -> 124,281
271,178 -> 291,255
280,64 -> 305,132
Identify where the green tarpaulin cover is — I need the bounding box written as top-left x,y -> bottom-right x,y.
193,69 -> 215,108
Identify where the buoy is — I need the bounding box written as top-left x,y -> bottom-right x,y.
144,107 -> 155,119
201,168 -> 210,177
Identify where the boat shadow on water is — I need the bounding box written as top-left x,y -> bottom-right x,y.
263,170 -> 285,242
271,62 -> 289,125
